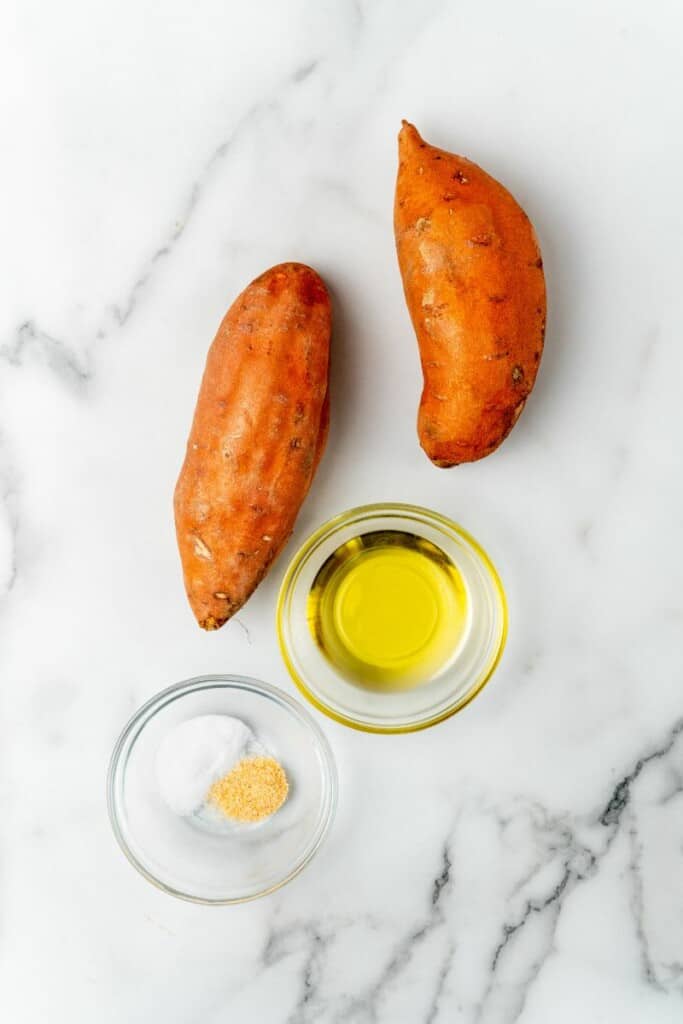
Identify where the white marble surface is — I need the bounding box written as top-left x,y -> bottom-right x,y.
2,1 -> 683,1020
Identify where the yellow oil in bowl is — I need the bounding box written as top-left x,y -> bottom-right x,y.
306,531 -> 468,690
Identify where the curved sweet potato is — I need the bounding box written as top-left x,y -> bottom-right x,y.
395,121 -> 546,467
175,262 -> 331,630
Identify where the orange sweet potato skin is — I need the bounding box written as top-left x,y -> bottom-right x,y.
174,263 -> 331,630
395,121 -> 546,467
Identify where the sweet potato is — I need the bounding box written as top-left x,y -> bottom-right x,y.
394,121 -> 546,467
175,262 -> 331,630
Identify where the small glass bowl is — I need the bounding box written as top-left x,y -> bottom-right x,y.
107,675 -> 337,904
277,503 -> 507,733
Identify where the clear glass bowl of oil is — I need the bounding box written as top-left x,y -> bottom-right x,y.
277,504 -> 507,733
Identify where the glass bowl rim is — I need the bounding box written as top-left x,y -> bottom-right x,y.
107,674 -> 338,905
276,502 -> 508,734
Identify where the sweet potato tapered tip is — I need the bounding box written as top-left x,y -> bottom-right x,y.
399,119 -> 419,138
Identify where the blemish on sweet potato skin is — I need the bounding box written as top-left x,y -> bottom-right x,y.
394,121 -> 546,467
469,232 -> 494,247
174,262 -> 331,630
201,614 -> 228,631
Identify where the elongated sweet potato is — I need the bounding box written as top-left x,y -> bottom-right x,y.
175,262 -> 331,630
395,121 -> 546,467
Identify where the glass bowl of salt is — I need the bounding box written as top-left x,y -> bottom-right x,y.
107,675 -> 337,903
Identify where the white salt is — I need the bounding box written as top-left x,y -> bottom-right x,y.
155,714 -> 254,816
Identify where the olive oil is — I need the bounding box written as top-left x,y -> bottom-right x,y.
307,530 -> 468,690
